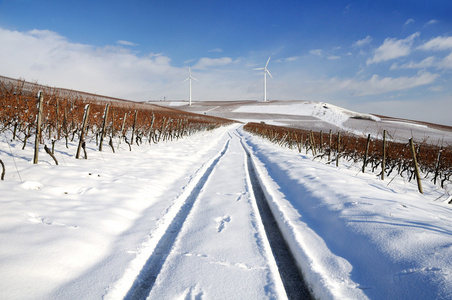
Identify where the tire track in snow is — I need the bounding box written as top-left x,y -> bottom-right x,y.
124,137 -> 231,300
238,131 -> 313,300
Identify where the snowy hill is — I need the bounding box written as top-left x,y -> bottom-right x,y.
232,100 -> 380,126
152,100 -> 452,145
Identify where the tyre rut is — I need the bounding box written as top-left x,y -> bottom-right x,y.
238,131 -> 313,299
124,137 -> 231,300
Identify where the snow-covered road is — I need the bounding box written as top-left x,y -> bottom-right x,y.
145,132 -> 289,299
1,124 -> 451,299
123,130 -> 310,299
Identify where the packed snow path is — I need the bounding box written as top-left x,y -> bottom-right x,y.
126,131 -> 310,299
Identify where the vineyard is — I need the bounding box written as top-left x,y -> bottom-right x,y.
1,75 -> 451,195
0,77 -> 233,172
244,122 -> 452,194
1,77 -> 452,299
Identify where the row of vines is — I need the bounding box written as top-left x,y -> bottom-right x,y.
0,78 -> 233,176
243,122 -> 451,195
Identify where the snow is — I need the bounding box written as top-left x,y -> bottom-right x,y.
241,127 -> 452,299
382,119 -> 428,129
145,135 -> 286,299
233,101 -> 380,128
167,101 -> 188,107
0,127 -> 235,299
153,100 -> 452,145
1,122 -> 451,299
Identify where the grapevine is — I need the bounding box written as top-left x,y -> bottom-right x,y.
243,122 -> 451,191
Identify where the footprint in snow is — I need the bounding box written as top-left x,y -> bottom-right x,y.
215,191 -> 246,202
215,215 -> 231,233
179,285 -> 204,300
27,213 -> 78,228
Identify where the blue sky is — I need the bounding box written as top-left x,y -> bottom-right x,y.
1,0 -> 451,125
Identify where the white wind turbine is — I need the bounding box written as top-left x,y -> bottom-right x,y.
254,57 -> 273,102
183,67 -> 199,106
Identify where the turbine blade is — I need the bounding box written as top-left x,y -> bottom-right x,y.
266,69 -> 273,79
253,67 -> 264,70
265,56 -> 271,68
192,77 -> 199,82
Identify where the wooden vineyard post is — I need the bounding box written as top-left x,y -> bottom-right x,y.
56,98 -> 60,140
148,113 -> 155,144
336,132 -> 341,167
33,91 -> 44,164
76,104 -> 90,159
310,130 -> 317,156
381,130 -> 386,180
296,132 -> 303,153
109,111 -> 115,152
64,105 -> 68,148
319,131 -> 323,153
362,134 -> 371,173
328,129 -> 332,162
158,117 -> 166,143
131,110 -> 138,146
409,138 -> 423,194
99,104 -> 110,151
120,112 -> 127,143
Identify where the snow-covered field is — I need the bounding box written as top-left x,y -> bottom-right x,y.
154,100 -> 452,146
1,116 -> 451,299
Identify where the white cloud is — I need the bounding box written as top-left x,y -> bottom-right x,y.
309,49 -> 323,56
117,40 -> 138,46
0,27 -> 182,100
353,35 -> 372,47
424,19 -> 438,27
330,71 -> 438,96
0,27 -> 255,101
417,37 -> 452,69
367,32 -> 420,65
439,52 -> 452,69
309,49 -> 341,60
418,36 -> 452,51
192,57 -> 234,69
208,48 -> 223,53
390,56 -> 436,70
285,56 -> 301,62
28,29 -> 66,41
429,85 -> 444,92
404,19 -> 415,26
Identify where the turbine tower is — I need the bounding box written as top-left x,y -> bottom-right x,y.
254,57 -> 273,102
183,67 -> 198,106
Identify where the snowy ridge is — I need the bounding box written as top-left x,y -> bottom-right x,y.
309,102 -> 380,128
233,101 -> 380,129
